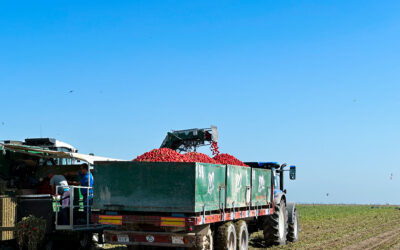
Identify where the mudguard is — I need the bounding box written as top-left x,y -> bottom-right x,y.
286,202 -> 296,224
274,189 -> 286,206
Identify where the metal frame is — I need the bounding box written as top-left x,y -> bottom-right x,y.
55,185 -> 92,230
96,206 -> 273,228
99,207 -> 273,247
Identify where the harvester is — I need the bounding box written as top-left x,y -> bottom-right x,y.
0,138 -> 122,249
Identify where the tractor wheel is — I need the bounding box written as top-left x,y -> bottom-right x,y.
287,208 -> 299,242
215,222 -> 237,250
235,220 -> 249,250
190,226 -> 213,250
263,201 -> 288,246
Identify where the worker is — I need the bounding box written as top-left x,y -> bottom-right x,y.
48,170 -> 70,225
78,163 -> 94,215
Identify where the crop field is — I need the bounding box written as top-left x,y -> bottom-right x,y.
250,204 -> 400,250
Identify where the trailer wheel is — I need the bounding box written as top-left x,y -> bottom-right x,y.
287,208 -> 299,242
93,232 -> 104,246
235,220 -> 248,250
190,226 -> 213,250
215,222 -> 237,250
263,201 -> 288,246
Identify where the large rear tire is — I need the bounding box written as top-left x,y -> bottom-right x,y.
263,201 -> 288,246
287,208 -> 299,242
190,226 -> 213,250
235,220 -> 248,250
215,222 -> 237,250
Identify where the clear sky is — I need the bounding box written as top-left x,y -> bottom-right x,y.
1,1 -> 400,204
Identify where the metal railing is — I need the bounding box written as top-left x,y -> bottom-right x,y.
55,185 -> 93,230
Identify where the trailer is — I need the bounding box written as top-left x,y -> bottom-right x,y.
92,160 -> 299,249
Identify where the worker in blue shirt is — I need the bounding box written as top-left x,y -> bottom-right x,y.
78,163 -> 93,214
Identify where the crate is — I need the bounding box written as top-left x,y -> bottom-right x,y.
0,196 -> 16,240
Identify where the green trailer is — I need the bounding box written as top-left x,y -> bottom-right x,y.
93,161 -> 271,213
94,162 -> 226,213
92,161 -> 287,249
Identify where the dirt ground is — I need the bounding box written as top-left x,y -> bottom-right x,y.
250,205 -> 400,250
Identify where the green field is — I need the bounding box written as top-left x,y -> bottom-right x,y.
250,204 -> 400,250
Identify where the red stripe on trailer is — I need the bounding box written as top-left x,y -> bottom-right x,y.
192,208 -> 274,225
123,215 -> 161,223
120,215 -> 188,228
204,214 -> 222,224
121,215 -> 164,227
103,207 -> 275,228
258,209 -> 268,216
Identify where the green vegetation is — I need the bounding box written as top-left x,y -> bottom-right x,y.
16,215 -> 46,250
250,204 -> 400,249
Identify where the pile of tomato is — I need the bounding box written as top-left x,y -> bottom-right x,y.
185,152 -> 218,164
133,147 -> 249,167
133,148 -> 188,162
213,153 -> 248,167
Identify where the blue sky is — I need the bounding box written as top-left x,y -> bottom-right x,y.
1,1 -> 400,204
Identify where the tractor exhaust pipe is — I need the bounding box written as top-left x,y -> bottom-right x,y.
280,163 -> 287,191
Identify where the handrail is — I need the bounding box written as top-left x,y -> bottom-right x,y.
55,185 -> 93,230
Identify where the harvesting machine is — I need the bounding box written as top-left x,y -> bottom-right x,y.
0,138 -> 121,249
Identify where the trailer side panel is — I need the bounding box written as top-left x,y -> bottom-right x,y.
93,162 -> 226,213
